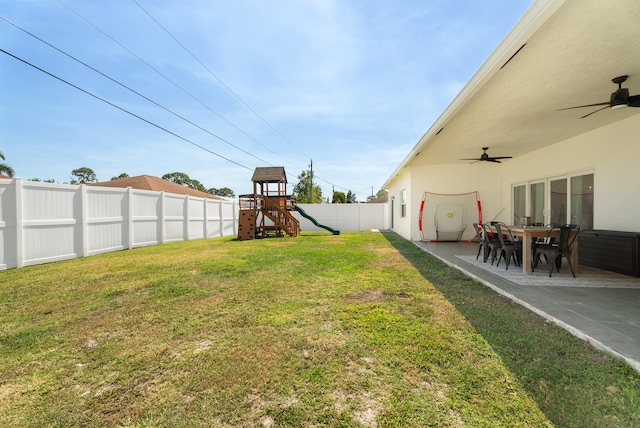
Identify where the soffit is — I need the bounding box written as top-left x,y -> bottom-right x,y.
405,0 -> 640,169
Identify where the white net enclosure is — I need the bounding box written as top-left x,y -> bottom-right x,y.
419,191 -> 482,241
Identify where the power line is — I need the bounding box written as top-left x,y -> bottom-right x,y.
60,0 -> 362,192
0,48 -> 253,171
57,0 -> 294,167
0,15 -> 273,168
32,2 -> 375,197
132,0 -> 312,160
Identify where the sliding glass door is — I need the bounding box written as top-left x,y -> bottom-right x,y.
549,178 -> 567,226
530,181 -> 545,225
570,174 -> 594,230
513,185 -> 526,225
512,172 -> 593,230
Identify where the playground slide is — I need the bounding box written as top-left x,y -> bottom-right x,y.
294,205 -> 340,235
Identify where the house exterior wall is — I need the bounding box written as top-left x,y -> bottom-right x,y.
386,163 -> 503,241
502,113 -> 640,232
386,113 -> 640,241
386,169 -> 413,239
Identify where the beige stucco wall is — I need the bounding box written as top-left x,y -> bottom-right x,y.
386,169 -> 412,239
387,163 -> 503,241
386,112 -> 640,240
502,113 -> 640,232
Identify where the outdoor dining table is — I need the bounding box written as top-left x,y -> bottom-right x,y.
507,226 -> 579,275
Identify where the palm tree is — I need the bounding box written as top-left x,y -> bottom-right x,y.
0,151 -> 15,177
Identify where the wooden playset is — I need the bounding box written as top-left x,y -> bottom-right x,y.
237,167 -> 300,240
237,167 -> 339,240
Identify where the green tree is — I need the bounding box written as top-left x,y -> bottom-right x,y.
332,191 -> 346,203
0,151 -> 15,177
208,187 -> 235,197
293,169 -> 323,204
189,179 -> 207,193
162,172 -> 191,186
70,167 -> 97,184
346,190 -> 357,203
111,173 -> 129,181
162,172 -> 207,193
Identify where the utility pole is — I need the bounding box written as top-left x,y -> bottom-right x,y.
309,159 -> 313,204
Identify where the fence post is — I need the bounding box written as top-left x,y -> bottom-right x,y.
218,200 -> 224,237
79,184 -> 88,257
126,187 -> 133,249
15,178 -> 24,268
233,200 -> 238,236
159,191 -> 165,244
184,195 -> 190,241
203,198 -> 208,239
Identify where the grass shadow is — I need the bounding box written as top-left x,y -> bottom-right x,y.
380,231 -> 640,427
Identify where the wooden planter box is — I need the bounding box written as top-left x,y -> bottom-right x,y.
579,230 -> 640,277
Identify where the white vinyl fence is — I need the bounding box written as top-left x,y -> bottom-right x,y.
0,179 -> 389,270
293,203 -> 388,232
0,179 -> 239,270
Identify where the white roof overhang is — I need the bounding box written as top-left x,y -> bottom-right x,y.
384,0 -> 640,188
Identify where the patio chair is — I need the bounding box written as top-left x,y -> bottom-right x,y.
530,223 -> 559,268
494,222 -> 523,270
480,223 -> 501,265
532,224 -> 580,277
473,223 -> 491,261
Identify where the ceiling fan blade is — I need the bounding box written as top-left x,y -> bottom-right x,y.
558,101 -> 609,111
628,95 -> 640,107
580,106 -> 609,119
489,156 -> 512,160
460,158 -> 481,161
487,159 -> 501,163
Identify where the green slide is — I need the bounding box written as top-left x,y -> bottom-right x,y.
294,205 -> 340,235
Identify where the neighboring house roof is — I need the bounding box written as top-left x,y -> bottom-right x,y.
384,0 -> 640,188
251,167 -> 287,183
368,194 -> 388,204
90,175 -> 223,200
0,174 -> 12,179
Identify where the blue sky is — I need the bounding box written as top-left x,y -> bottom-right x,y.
1,0 -> 532,200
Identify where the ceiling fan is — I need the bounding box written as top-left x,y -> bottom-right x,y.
558,75 -> 640,118
460,147 -> 512,163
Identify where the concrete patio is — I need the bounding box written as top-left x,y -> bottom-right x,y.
413,240 -> 640,373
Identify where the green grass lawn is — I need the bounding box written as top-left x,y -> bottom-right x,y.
1,231 -> 638,427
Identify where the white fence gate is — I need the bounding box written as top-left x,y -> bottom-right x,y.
0,179 -> 239,270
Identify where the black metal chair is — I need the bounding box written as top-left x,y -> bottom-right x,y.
473,223 -> 491,262
481,223 -> 501,265
530,223 -> 559,268
494,222 -> 522,270
532,224 -> 580,277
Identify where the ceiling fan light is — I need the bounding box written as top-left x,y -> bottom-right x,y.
610,102 -> 627,110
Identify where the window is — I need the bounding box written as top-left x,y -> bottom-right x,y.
530,182 -> 545,225
550,178 -> 567,226
512,172 -> 593,230
571,173 -> 594,230
513,185 -> 526,224
401,190 -> 407,218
